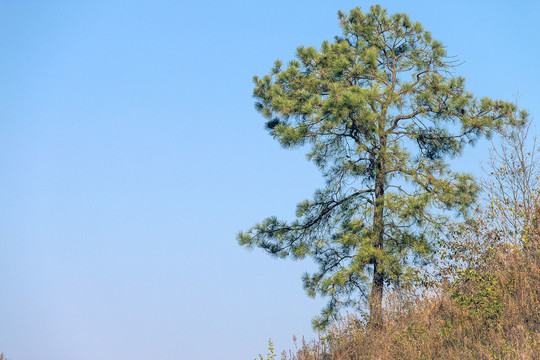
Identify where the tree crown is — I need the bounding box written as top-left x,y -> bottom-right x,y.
239,5 -> 526,329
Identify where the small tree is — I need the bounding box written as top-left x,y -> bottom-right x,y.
482,119 -> 539,247
238,5 -> 526,327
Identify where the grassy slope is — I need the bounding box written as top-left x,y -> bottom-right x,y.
282,206 -> 540,360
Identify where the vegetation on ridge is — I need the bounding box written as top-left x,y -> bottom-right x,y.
244,4 -> 539,360
257,118 -> 540,359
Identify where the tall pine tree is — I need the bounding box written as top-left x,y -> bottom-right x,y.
238,5 -> 526,328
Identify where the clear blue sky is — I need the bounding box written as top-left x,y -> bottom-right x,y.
1,1 -> 538,359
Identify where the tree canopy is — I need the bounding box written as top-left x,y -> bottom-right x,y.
238,5 -> 527,328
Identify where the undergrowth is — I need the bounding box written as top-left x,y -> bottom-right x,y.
260,202 -> 540,360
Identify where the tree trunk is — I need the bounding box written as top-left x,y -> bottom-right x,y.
369,144 -> 386,327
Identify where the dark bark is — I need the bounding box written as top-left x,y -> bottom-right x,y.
369,135 -> 387,327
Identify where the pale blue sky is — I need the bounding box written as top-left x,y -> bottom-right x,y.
1,1 -> 538,359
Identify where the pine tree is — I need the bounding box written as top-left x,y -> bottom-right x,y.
238,5 -> 527,328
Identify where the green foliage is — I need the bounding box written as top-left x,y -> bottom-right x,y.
257,339 -> 281,360
239,4 -> 526,328
451,269 -> 503,321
